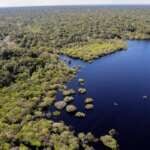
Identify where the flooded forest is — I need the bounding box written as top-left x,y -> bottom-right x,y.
0,5 -> 150,150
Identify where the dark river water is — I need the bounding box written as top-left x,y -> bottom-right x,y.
53,40 -> 150,150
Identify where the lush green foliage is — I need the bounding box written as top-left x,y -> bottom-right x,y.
62,40 -> 126,61
100,135 -> 118,150
0,6 -> 150,149
0,46 -> 78,149
0,6 -> 150,49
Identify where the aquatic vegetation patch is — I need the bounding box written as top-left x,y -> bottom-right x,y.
78,132 -> 98,147
78,78 -> 85,83
75,112 -> 86,118
85,97 -> 94,104
63,96 -> 74,103
85,104 -> 94,110
100,135 -> 119,150
53,111 -> 61,116
62,89 -> 76,96
66,104 -> 77,113
54,101 -> 67,110
78,88 -> 87,94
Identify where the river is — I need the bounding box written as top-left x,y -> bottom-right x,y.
52,40 -> 150,150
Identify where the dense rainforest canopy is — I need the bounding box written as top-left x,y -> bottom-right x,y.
0,6 -> 150,49
0,6 -> 150,150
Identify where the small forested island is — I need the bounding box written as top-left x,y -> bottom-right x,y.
0,5 -> 150,150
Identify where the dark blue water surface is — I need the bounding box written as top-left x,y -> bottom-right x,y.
55,41 -> 150,150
